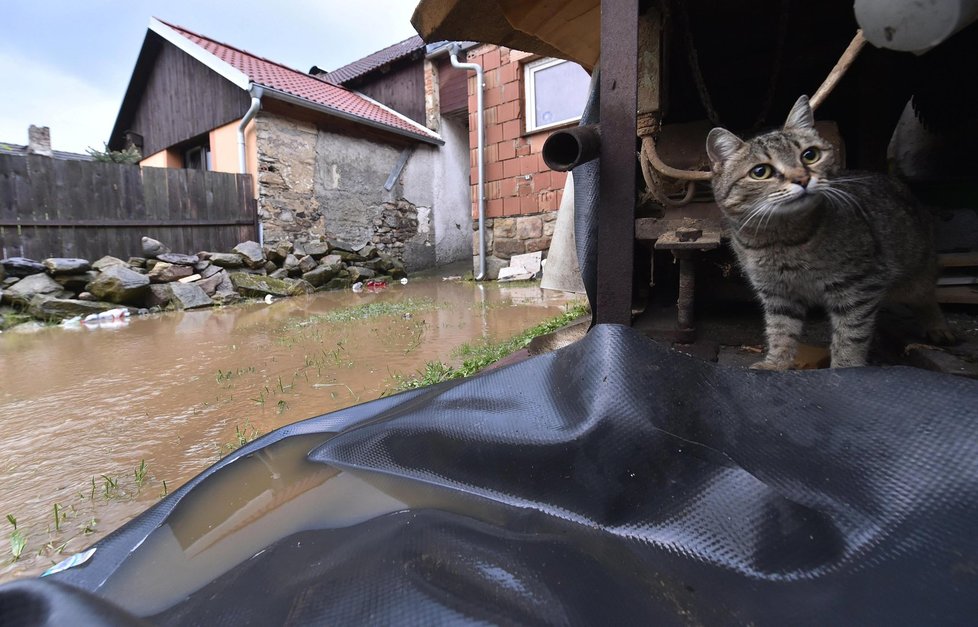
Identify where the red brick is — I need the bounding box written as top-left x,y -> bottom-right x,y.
483,105 -> 498,127
503,196 -> 520,216
535,170 -> 552,191
497,140 -> 516,161
486,123 -> 504,144
484,68 -> 499,89
485,142 -> 498,163
486,161 -> 504,182
502,119 -> 522,140
519,195 -> 538,214
515,141 -> 532,157
483,48 -> 501,70
499,61 -> 518,85
516,180 -> 533,197
484,86 -> 504,107
496,101 -> 517,123
487,198 -> 504,218
519,155 -> 537,176
503,158 -> 521,178
486,180 -> 502,200
470,166 -> 478,186
552,171 -> 567,191
539,190 -> 558,212
468,91 -> 478,111
528,132 -> 548,153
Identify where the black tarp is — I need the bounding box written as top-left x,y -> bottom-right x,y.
3,324 -> 978,625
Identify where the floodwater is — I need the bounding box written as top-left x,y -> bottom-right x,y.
0,276 -> 581,582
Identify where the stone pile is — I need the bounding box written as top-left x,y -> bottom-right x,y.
0,236 -> 408,324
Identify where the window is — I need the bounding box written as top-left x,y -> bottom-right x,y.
183,144 -> 211,171
523,57 -> 591,133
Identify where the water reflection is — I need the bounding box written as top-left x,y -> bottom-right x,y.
0,277 -> 578,581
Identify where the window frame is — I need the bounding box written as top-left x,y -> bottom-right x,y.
523,57 -> 588,134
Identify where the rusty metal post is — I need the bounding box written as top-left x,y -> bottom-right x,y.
595,0 -> 639,326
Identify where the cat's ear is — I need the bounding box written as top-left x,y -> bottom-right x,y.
706,128 -> 745,164
784,95 -> 814,131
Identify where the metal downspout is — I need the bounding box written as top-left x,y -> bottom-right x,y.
238,85 -> 263,245
449,44 -> 486,280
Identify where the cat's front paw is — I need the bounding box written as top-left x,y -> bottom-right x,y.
925,326 -> 958,346
749,359 -> 791,371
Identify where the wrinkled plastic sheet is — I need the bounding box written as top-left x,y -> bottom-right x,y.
3,324 -> 978,625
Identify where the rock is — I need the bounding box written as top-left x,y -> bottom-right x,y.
27,295 -> 119,320
0,264 -> 4,282
207,253 -> 245,269
229,273 -> 315,298
263,261 -> 278,274
282,254 -> 301,274
4,273 -> 72,306
85,265 -> 150,305
168,283 -> 214,310
319,254 -> 343,267
198,263 -> 221,279
77,292 -> 97,302
358,244 -> 378,259
304,241 -> 330,258
42,258 -> 91,275
497,267 -> 535,282
301,263 -> 342,287
215,274 -> 235,294
212,291 -> 243,306
298,255 -> 318,273
388,259 -> 407,280
128,257 -> 147,268
323,277 -> 352,291
194,270 -> 229,296
1,277 -> 18,289
1,257 -> 45,278
178,274 -> 202,283
232,241 -> 265,269
156,253 -> 200,266
327,239 -> 358,253
148,262 -> 194,283
146,284 -> 173,309
144,259 -> 159,272
269,268 -> 289,280
92,255 -> 127,271
265,241 -> 294,264
195,260 -> 212,273
347,266 -> 377,282
509,251 -> 543,276
54,271 -> 98,292
335,250 -> 366,263
141,236 -> 170,258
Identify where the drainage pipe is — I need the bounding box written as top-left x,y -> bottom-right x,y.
238,85 -> 264,244
449,44 -> 486,280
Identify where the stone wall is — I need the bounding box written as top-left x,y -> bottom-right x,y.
255,112 -> 440,271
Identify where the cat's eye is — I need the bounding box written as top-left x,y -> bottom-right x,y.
749,164 -> 774,180
801,147 -> 821,164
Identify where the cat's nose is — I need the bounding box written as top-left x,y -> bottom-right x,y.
788,170 -> 810,188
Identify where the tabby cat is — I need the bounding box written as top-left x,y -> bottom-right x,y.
706,95 -> 954,369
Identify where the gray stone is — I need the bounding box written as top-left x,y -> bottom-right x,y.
1,277 -> 18,288
77,291 -> 97,302
304,241 -> 330,258
146,284 -> 173,309
194,270 -> 229,296
144,259 -> 159,272
195,260 -> 212,273
232,241 -> 265,269
1,257 -> 45,278
327,239 -> 358,253
53,271 -> 98,292
42,258 -> 91,275
168,283 -> 214,310
128,257 -> 147,268
269,268 -> 289,280
335,250 -> 366,263
263,261 -> 278,274
229,272 -> 315,298
301,263 -> 342,287
358,244 -> 378,259
212,291 -> 243,306
27,296 -> 118,320
148,262 -> 194,283
86,265 -> 150,305
283,254 -> 300,273
3,273 -> 71,306
208,253 -> 245,269
92,255 -> 127,271
319,254 -> 343,267
347,266 -> 377,282
141,236 -> 170,258
323,277 -> 352,291
265,241 -> 294,264
198,263 -> 221,279
298,255 -> 318,273
215,274 -> 235,294
156,253 -> 200,266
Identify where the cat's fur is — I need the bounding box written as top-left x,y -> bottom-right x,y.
706,95 -> 954,369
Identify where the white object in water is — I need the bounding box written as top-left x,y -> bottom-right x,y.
61,315 -> 83,327
264,294 -> 274,304
352,282 -> 364,293
400,278 -> 409,285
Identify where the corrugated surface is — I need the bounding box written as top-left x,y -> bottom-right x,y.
159,21 -> 437,142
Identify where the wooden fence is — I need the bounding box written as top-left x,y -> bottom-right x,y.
0,154 -> 257,262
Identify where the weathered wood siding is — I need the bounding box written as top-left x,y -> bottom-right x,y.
352,61 -> 426,125
0,155 -> 256,261
438,56 -> 468,116
127,36 -> 251,157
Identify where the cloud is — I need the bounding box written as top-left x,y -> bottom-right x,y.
0,51 -> 119,154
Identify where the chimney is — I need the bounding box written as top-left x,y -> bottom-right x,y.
27,125 -> 53,157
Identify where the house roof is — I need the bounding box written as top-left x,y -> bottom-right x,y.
110,19 -> 441,149
324,35 -> 426,85
0,142 -> 93,161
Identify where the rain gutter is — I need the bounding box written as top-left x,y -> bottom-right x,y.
449,43 -> 486,280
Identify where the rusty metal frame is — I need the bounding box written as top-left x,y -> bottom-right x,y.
595,0 -> 639,325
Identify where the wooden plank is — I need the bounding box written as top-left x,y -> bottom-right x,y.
936,286 -> 978,305
939,252 -> 978,269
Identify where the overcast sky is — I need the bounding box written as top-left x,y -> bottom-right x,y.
0,1 -> 420,153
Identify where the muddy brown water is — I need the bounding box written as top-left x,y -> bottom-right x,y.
0,277 -> 581,583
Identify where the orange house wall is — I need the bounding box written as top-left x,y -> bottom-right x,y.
465,44 -> 567,223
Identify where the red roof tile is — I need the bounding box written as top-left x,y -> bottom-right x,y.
326,35 -> 425,84
157,20 -> 438,144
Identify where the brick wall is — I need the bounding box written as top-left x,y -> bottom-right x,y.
464,44 -> 568,277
